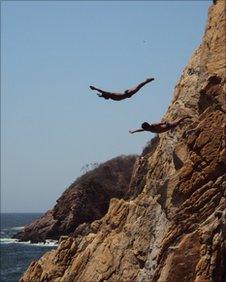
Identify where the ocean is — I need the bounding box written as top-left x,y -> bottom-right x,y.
0,213 -> 57,282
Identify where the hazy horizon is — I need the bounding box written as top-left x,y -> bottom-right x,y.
1,1 -> 211,212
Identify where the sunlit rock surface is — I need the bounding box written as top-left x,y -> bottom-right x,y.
20,1 -> 226,281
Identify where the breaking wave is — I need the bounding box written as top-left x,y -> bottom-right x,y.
0,237 -> 58,247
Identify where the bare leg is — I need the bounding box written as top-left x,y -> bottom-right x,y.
125,78 -> 154,95
169,116 -> 190,129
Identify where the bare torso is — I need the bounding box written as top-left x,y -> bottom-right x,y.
148,122 -> 173,133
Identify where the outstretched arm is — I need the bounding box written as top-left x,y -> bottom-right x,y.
90,85 -> 108,95
90,85 -> 122,96
129,129 -> 144,134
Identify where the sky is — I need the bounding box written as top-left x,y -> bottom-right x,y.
1,0 -> 211,213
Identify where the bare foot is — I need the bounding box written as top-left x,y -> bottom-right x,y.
146,78 -> 154,83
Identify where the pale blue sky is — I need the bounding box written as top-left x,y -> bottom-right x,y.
1,1 -> 211,212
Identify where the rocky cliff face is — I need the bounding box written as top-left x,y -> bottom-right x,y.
14,155 -> 136,243
20,1 -> 226,281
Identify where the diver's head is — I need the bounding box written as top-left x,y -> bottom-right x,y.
141,122 -> 151,131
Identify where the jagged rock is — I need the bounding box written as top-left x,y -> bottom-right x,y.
14,155 -> 136,243
20,1 -> 226,281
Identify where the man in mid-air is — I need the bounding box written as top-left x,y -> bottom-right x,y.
90,77 -> 154,101
129,116 -> 190,134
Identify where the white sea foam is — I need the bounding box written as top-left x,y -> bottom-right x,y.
1,226 -> 24,231
27,240 -> 58,247
0,238 -> 19,244
0,238 -> 58,247
11,226 -> 24,231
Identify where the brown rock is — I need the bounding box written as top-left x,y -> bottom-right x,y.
20,1 -> 226,281
14,155 -> 136,242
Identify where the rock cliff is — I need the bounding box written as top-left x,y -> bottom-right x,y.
14,155 -> 136,243
20,1 -> 226,281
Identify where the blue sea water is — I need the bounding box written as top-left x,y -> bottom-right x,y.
0,213 -> 57,282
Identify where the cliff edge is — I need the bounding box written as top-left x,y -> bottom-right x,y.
14,155 -> 137,243
21,1 -> 226,281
